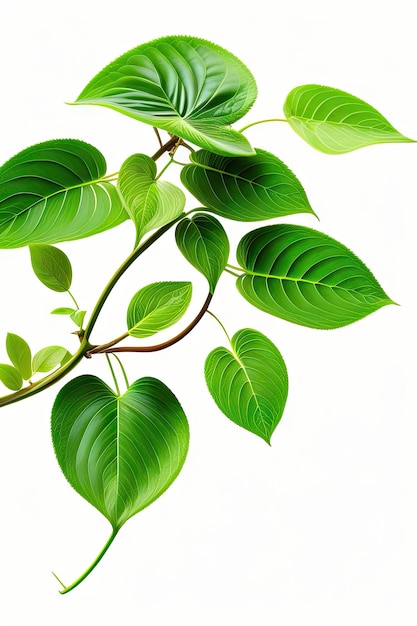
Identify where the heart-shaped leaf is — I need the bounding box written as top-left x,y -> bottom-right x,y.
29,244 -> 72,292
32,346 -> 71,374
0,364 -> 23,390
118,154 -> 186,245
51,375 -> 189,529
236,224 -> 394,329
283,85 -> 415,154
205,328 -> 288,443
127,282 -> 192,338
6,333 -> 32,380
181,149 -> 315,221
0,139 -> 128,248
175,214 -> 229,293
74,36 -> 257,156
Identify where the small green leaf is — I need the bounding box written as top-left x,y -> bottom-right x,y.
205,329 -> 288,443
236,224 -> 394,329
0,364 -> 23,390
283,85 -> 415,154
51,375 -> 190,528
175,214 -> 229,293
6,333 -> 32,380
127,282 -> 192,339
70,310 -> 86,328
73,36 -> 257,156
181,149 -> 314,221
0,139 -> 128,248
29,244 -> 72,292
32,346 -> 71,374
51,308 -> 76,315
118,154 -> 186,244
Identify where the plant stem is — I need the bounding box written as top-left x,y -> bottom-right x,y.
106,354 -> 120,396
57,527 -> 119,595
112,354 -> 130,389
68,289 -> 80,310
207,310 -> 232,343
155,156 -> 174,180
239,118 -> 288,133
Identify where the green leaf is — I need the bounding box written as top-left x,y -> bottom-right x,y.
205,329 -> 288,443
180,149 -> 315,221
51,307 -> 76,315
32,346 -> 71,374
6,333 -> 32,380
70,310 -> 86,328
236,224 -> 394,329
29,244 -> 72,292
175,214 -> 229,293
127,282 -> 192,339
118,154 -> 186,244
51,375 -> 189,529
0,364 -> 23,391
283,85 -> 415,154
73,36 -> 257,156
0,139 -> 128,248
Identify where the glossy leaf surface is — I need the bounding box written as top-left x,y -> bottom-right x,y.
29,244 -> 72,292
236,224 -> 393,329
0,139 -> 127,247
74,36 -> 257,156
32,346 -> 71,374
175,214 -> 229,292
6,333 -> 32,380
118,154 -> 185,244
205,329 -> 288,443
52,375 -> 189,529
181,149 -> 314,221
0,364 -> 23,390
284,85 -> 415,154
127,282 -> 192,338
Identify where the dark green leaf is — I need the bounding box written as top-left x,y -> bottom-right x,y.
74,36 -> 257,156
118,154 -> 185,244
29,244 -> 72,292
283,85 -> 415,154
0,139 -> 128,248
51,307 -> 76,315
32,346 -> 71,374
0,364 -> 23,391
70,310 -> 86,327
127,282 -> 192,338
236,224 -> 394,329
205,329 -> 288,443
175,214 -> 229,292
6,333 -> 32,379
181,149 -> 315,221
51,375 -> 189,529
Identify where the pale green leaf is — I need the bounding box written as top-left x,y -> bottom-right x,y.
236,224 -> 394,329
0,364 -> 23,390
29,244 -> 72,292
6,333 -> 32,379
73,36 -> 257,156
205,329 -> 288,443
51,375 -> 190,528
118,154 -> 186,244
127,282 -> 192,338
70,310 -> 86,327
283,85 -> 415,154
51,307 -> 76,315
0,139 -> 128,248
32,346 -> 71,374
181,149 -> 315,221
175,214 -> 229,293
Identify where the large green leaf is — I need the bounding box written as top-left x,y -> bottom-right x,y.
73,36 -> 257,156
51,375 -> 189,529
283,85 -> 415,154
205,329 -> 288,443
175,214 -> 229,293
29,244 -> 72,292
0,364 -> 23,391
118,154 -> 185,245
127,282 -> 192,338
6,333 -> 32,380
236,224 -> 394,329
0,139 -> 128,248
180,149 -> 315,221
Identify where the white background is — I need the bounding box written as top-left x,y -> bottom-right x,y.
0,1 -> 416,624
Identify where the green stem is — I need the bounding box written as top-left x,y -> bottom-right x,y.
57,528 -> 119,595
207,310 -> 231,343
239,118 -> 288,133
112,354 -> 130,389
155,156 -> 174,180
68,289 -> 80,310
106,354 -> 120,395
225,267 -> 241,278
